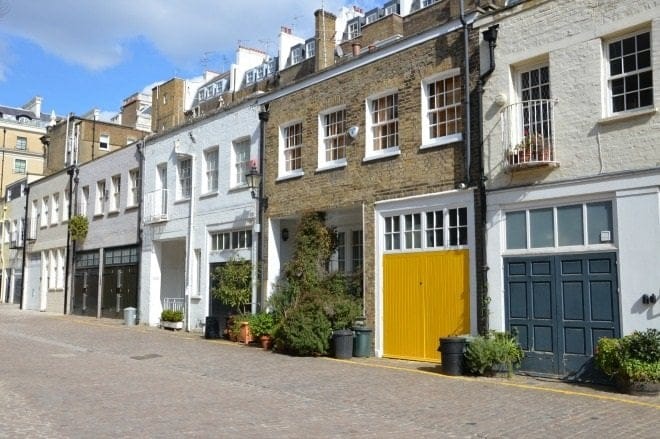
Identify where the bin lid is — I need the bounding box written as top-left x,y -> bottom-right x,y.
352,327 -> 372,332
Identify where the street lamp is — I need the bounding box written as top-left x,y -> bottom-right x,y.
245,164 -> 261,200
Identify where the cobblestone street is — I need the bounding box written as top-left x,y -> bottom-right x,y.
0,305 -> 657,438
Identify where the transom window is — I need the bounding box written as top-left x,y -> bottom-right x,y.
211,228 -> 252,250
281,122 -> 303,175
321,109 -> 347,164
384,207 -> 468,252
178,158 -> 192,199
505,201 -> 613,250
368,92 -> 399,154
423,71 -> 463,146
607,30 -> 652,113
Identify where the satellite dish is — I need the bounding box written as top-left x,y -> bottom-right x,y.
335,46 -> 344,57
347,126 -> 359,139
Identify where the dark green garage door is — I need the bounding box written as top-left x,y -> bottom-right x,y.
504,253 -> 619,379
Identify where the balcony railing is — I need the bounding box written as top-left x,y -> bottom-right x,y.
163,297 -> 185,313
144,189 -> 169,223
501,99 -> 559,170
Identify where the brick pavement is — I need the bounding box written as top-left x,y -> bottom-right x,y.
0,304 -> 657,438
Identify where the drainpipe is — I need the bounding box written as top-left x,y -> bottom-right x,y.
63,165 -> 77,314
135,137 -> 147,323
256,107 -> 269,311
459,0 -> 471,187
477,24 -> 499,335
1,128 -> 6,302
19,185 -> 30,310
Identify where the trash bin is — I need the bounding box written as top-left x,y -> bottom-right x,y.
353,326 -> 373,357
332,329 -> 354,359
123,307 -> 137,326
438,336 -> 466,376
205,316 -> 220,339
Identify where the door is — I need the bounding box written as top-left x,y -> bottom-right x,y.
73,269 -> 99,316
209,262 -> 232,337
383,250 -> 470,362
101,265 -> 137,318
504,253 -> 619,378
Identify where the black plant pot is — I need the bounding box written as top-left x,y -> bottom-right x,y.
438,337 -> 466,376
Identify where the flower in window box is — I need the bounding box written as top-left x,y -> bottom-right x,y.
513,132 -> 552,163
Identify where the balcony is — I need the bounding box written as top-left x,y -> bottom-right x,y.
144,189 -> 169,224
501,99 -> 559,170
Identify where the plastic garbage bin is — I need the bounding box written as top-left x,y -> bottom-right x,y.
438,337 -> 466,376
332,329 -> 354,359
123,307 -> 137,326
353,326 -> 373,357
205,316 -> 220,339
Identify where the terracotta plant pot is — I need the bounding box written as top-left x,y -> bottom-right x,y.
238,321 -> 253,344
260,335 -> 273,350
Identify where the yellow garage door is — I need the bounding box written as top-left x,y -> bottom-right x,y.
383,249 -> 470,362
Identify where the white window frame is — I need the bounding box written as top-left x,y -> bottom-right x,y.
110,175 -> 121,212
80,186 -> 89,217
605,29 -> 653,116
210,228 -> 253,251
347,20 -> 361,39
305,40 -> 315,59
383,206 -> 469,254
317,106 -> 348,170
51,193 -> 60,225
99,134 -> 110,150
365,90 -> 400,161
232,139 -> 251,188
291,46 -> 303,65
178,158 -> 192,199
421,68 -> 463,148
63,190 -> 70,222
41,197 -> 49,228
16,136 -> 27,150
128,168 -> 139,207
203,147 -> 219,193
95,180 -> 106,216
278,121 -> 304,179
422,0 -> 438,7
14,158 -> 26,174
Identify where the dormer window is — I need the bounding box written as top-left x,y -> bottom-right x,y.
305,40 -> 315,59
365,10 -> 380,24
246,70 -> 256,85
383,0 -> 399,15
347,18 -> 362,39
291,45 -> 304,65
422,0 -> 438,7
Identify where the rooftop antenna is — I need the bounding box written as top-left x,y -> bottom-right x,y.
258,38 -> 273,55
291,14 -> 303,32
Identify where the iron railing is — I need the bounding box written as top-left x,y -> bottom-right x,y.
501,99 -> 558,168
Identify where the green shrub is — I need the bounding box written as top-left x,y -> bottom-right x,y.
160,309 -> 183,322
269,212 -> 363,356
464,331 -> 524,377
69,214 -> 89,241
273,304 -> 332,356
596,329 -> 660,383
249,312 -> 275,337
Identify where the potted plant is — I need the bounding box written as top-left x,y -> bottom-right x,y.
211,257 -> 253,342
464,331 -> 524,378
508,132 -> 552,165
69,214 -> 89,241
160,309 -> 184,330
229,312 -> 253,344
595,329 -> 660,396
250,312 -> 276,349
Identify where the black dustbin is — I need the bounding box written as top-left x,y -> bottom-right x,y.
205,316 -> 220,339
332,329 -> 354,359
438,336 -> 466,376
353,327 -> 373,357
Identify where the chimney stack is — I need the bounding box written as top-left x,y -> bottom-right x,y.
314,9 -> 337,72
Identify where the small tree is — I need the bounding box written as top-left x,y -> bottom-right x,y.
211,257 -> 252,314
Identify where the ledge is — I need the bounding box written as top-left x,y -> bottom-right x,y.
276,171 -> 305,182
362,148 -> 401,163
598,107 -> 657,125
315,159 -> 347,173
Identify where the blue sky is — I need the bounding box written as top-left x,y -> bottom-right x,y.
0,0 -> 380,119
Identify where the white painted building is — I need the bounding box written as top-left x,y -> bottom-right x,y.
22,170 -> 71,313
477,0 -> 660,377
71,143 -> 141,318
140,101 -> 260,330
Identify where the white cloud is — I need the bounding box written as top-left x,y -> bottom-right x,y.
1,0 -> 381,72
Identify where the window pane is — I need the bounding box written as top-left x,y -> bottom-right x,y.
506,211 -> 527,249
587,202 -> 613,244
530,208 -> 554,248
557,205 -> 583,246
